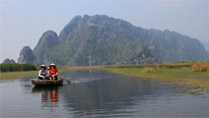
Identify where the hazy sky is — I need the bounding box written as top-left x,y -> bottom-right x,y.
0,0 -> 209,62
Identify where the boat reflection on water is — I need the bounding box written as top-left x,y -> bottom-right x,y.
32,86 -> 62,108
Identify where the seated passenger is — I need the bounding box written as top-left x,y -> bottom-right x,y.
49,63 -> 58,81
38,64 -> 49,80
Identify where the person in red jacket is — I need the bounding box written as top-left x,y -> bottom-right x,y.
49,63 -> 58,81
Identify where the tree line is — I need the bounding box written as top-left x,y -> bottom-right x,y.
0,64 -> 37,72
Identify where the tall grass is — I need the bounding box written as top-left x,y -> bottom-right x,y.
0,64 -> 37,72
191,62 -> 209,72
143,65 -> 162,73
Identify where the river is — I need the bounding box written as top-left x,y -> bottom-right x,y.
1,69 -> 209,117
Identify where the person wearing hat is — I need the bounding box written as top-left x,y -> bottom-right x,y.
38,64 -> 49,80
49,63 -> 58,81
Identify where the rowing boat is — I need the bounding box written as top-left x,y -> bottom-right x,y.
32,77 -> 63,86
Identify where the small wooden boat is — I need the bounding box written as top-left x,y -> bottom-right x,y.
32,77 -> 64,86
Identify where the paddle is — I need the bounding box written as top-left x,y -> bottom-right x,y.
62,77 -> 71,83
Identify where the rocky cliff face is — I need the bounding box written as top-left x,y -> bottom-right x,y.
39,15 -> 159,66
33,30 -> 59,65
142,29 -> 208,62
18,46 -> 34,64
17,15 -> 209,66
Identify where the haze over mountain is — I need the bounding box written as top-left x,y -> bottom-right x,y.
17,15 -> 208,66
200,40 -> 209,51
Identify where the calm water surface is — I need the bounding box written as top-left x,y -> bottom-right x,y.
1,70 -> 209,118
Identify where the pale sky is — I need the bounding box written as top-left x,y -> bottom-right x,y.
0,0 -> 209,62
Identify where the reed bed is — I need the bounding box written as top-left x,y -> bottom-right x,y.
191,62 -> 209,72
143,65 -> 162,73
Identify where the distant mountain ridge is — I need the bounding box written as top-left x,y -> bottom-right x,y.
17,15 -> 208,66
3,58 -> 16,64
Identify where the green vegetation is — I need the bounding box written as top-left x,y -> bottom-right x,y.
0,64 -> 37,79
103,63 -> 209,92
0,71 -> 37,79
0,64 -> 37,72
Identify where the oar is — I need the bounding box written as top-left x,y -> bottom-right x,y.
62,77 -> 71,83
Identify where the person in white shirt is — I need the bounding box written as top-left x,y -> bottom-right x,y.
38,64 -> 49,80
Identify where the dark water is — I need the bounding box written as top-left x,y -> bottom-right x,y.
1,70 -> 209,118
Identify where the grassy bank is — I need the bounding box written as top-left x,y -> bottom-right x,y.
104,64 -> 209,92
0,63 -> 38,79
0,71 -> 37,79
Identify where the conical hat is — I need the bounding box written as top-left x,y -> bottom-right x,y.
40,64 -> 46,68
49,63 -> 56,67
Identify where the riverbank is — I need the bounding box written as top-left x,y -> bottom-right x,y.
104,65 -> 209,92
0,71 -> 37,79
62,64 -> 209,92
1,64 -> 209,92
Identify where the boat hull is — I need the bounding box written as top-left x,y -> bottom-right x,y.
32,78 -> 63,86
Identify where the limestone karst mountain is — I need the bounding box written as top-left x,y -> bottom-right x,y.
17,15 -> 208,66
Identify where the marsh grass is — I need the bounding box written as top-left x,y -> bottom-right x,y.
143,65 -> 162,73
191,62 -> 209,72
0,71 -> 37,79
104,64 -> 209,92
